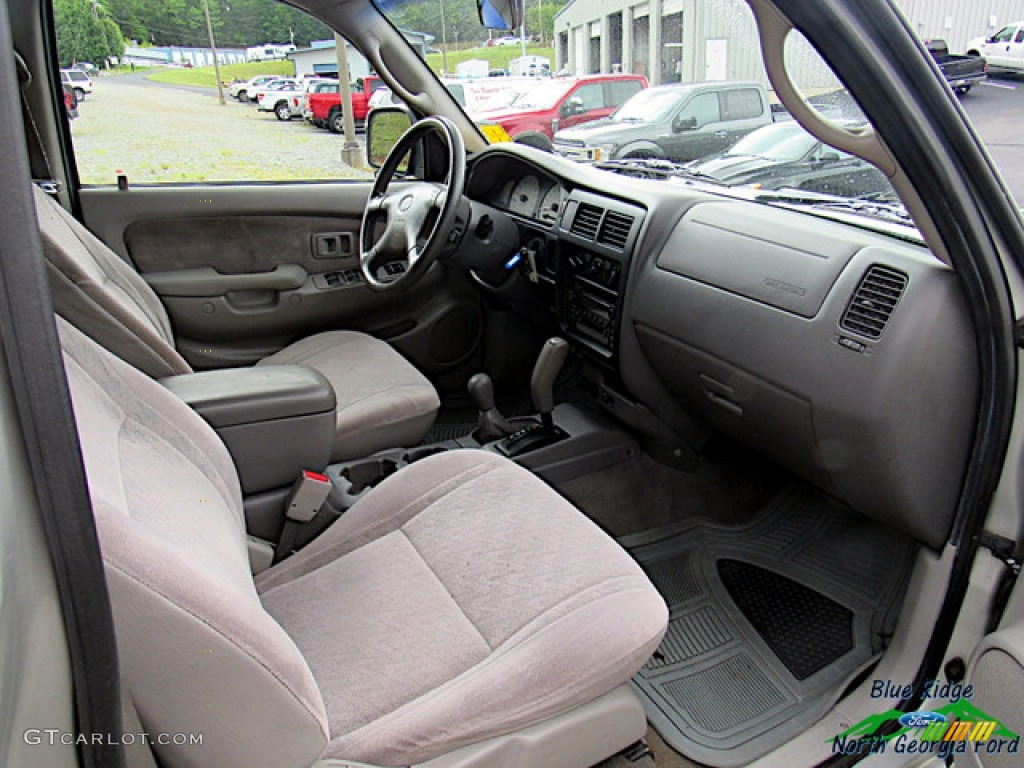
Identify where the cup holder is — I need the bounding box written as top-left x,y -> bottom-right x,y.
342,459 -> 398,495
403,446 -> 447,464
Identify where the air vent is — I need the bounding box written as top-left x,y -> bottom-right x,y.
570,203 -> 603,240
597,210 -> 635,250
840,265 -> 908,339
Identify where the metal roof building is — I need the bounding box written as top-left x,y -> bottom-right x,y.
553,0 -> 1024,85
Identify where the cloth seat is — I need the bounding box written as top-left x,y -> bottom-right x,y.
36,186 -> 439,461
59,318 -> 668,768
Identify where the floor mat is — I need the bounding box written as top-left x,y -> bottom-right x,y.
627,485 -> 917,767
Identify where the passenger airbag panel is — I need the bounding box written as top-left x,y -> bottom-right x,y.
657,202 -> 859,318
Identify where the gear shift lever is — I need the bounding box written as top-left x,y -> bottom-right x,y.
468,373 -> 514,443
531,337 -> 569,429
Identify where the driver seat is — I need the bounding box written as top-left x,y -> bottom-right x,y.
34,185 -> 440,461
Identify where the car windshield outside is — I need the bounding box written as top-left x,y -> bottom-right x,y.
612,87 -> 685,123
508,79 -> 575,109
724,122 -> 820,162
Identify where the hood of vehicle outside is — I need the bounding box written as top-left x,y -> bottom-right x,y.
689,153 -> 788,181
555,118 -> 667,144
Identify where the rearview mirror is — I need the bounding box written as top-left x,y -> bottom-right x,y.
367,108 -> 413,169
478,0 -> 524,31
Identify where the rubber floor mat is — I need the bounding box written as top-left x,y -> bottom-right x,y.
626,485 -> 916,767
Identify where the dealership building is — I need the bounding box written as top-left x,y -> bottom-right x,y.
553,0 -> 1024,85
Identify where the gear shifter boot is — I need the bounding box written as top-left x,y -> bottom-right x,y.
468,373 -> 514,443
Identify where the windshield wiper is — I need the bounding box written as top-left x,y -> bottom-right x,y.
754,188 -> 913,226
594,157 -> 724,185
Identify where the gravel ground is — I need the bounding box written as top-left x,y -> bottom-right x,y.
70,75 -> 372,185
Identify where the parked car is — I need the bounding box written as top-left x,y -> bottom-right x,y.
229,74 -> 279,102
61,82 -> 78,120
245,77 -> 299,104
257,81 -> 306,120
59,67 -> 92,100
967,21 -> 1024,72
494,35 -> 525,46
924,39 -> 988,94
305,74 -> 382,131
475,73 -> 647,150
553,81 -> 772,163
679,120 -> 893,197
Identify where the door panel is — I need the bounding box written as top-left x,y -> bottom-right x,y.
77,184 -> 483,379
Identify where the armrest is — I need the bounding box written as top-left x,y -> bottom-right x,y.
145,265 -> 307,297
161,365 -> 335,427
161,365 -> 337,494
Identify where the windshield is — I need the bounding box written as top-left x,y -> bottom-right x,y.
509,80 -> 575,110
613,88 -> 685,122
725,123 -> 819,161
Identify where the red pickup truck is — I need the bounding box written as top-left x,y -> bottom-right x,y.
473,73 -> 648,151
304,74 -> 382,132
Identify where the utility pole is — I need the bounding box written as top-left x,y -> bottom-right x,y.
202,0 -> 226,105
439,0 -> 448,75
334,34 -> 361,167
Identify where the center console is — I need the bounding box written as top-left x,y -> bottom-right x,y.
557,190 -> 645,364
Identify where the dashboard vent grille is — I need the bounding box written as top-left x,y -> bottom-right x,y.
597,211 -> 635,250
570,203 -> 603,240
841,265 -> 908,339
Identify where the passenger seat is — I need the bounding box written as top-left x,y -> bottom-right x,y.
57,317 -> 668,768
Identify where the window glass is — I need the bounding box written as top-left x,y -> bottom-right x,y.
608,79 -> 643,106
993,26 -> 1015,43
55,0 -> 375,184
722,88 -> 763,120
1015,29 -> 1024,44
680,92 -> 720,128
573,82 -> 604,111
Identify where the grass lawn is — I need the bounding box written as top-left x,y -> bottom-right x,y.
142,45 -> 554,89
147,61 -> 294,88
426,45 -> 555,76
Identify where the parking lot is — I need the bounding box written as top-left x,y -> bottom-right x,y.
960,74 -> 1024,206
71,71 -> 1024,208
70,72 -> 373,185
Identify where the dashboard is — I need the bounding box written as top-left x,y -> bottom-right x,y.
460,143 -> 978,552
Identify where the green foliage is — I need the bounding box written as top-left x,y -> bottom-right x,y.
389,0 -> 568,49
101,0 -> 332,49
54,0 -> 124,67
146,60 -> 293,87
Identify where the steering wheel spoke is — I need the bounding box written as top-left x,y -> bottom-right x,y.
358,117 -> 466,292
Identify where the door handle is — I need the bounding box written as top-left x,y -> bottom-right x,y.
714,130 -> 728,138
312,232 -> 354,259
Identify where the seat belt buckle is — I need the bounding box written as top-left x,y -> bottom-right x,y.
285,470 -> 333,523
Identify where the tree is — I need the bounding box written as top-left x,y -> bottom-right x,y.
54,0 -> 124,66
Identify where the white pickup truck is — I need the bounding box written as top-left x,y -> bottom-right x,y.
257,80 -> 305,121
967,22 -> 1024,72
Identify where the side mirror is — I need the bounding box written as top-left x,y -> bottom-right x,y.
673,115 -> 698,132
367,107 -> 413,169
478,0 -> 524,30
817,151 -> 840,163
561,96 -> 584,117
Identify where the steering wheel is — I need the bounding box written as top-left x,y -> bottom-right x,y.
359,116 -> 466,291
